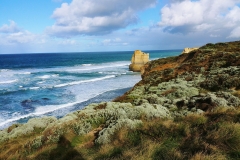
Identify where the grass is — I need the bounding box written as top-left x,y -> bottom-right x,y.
95,147 -> 123,160
2,107 -> 240,159
152,139 -> 182,160
233,90 -> 240,98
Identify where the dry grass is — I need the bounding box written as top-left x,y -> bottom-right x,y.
190,152 -> 227,160
94,103 -> 107,110
1,108 -> 240,159
233,90 -> 240,98
161,88 -> 176,96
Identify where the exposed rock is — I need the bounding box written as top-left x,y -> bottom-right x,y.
182,47 -> 199,54
116,41 -> 240,117
129,50 -> 149,72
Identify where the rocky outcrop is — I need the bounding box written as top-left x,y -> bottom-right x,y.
115,41 -> 240,116
129,50 -> 149,72
182,47 -> 199,54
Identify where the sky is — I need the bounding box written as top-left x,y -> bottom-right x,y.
0,0 -> 240,54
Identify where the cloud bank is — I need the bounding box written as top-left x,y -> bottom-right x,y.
0,20 -> 20,33
0,21 -> 37,45
159,0 -> 240,38
46,0 -> 157,37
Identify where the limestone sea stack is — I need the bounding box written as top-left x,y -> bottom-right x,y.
181,47 -> 199,54
129,50 -> 149,72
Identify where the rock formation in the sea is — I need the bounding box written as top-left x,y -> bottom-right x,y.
129,50 -> 149,72
181,47 -> 199,54
1,41 -> 240,160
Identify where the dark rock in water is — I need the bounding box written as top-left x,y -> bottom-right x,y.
42,98 -> 50,100
21,99 -> 40,105
21,99 -> 38,110
21,99 -> 33,104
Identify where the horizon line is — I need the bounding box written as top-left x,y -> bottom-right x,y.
0,49 -> 183,55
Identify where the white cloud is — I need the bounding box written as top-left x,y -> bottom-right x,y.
102,38 -> 128,46
6,31 -> 36,44
46,0 -> 157,37
0,20 -> 20,33
194,23 -> 212,31
225,6 -> 240,27
160,0 -> 203,27
210,34 -> 220,38
228,26 -> 240,38
0,21 -> 45,46
159,0 -> 240,37
58,39 -> 76,45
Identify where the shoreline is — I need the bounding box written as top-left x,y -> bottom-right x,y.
0,87 -> 133,130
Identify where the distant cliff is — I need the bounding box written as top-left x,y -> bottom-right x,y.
129,50 -> 149,72
182,47 -> 199,54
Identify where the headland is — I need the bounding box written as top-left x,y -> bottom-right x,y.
1,41 -> 240,159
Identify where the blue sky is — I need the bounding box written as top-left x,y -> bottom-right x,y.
0,0 -> 240,53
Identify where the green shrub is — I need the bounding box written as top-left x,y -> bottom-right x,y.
127,130 -> 141,146
152,139 -> 182,160
185,114 -> 208,127
95,147 -> 122,160
24,135 -> 43,151
73,122 -> 92,135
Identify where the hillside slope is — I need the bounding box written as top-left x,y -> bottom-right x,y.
1,41 -> 240,160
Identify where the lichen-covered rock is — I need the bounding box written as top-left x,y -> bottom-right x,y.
117,44 -> 240,117
0,116 -> 57,143
200,66 -> 240,91
95,119 -> 142,144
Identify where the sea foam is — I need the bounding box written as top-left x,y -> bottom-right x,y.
67,62 -> 129,72
0,79 -> 18,84
54,75 -> 115,88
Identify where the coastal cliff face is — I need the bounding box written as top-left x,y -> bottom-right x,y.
1,41 -> 240,159
118,41 -> 240,110
129,50 -> 149,72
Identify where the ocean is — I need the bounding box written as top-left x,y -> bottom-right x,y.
0,50 -> 181,129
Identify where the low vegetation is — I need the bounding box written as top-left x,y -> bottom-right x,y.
1,107 -> 240,159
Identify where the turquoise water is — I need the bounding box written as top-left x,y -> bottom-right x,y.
0,50 -> 181,129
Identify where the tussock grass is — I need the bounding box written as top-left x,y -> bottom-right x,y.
233,90 -> 240,98
1,107 -> 240,159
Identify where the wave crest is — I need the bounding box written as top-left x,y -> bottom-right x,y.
54,75 -> 115,88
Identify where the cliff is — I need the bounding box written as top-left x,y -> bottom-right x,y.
181,47 -> 199,54
1,41 -> 240,160
129,50 -> 149,72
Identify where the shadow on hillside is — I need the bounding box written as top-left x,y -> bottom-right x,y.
35,136 -> 85,160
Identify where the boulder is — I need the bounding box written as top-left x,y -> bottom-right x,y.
129,50 -> 149,72
182,47 -> 199,54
